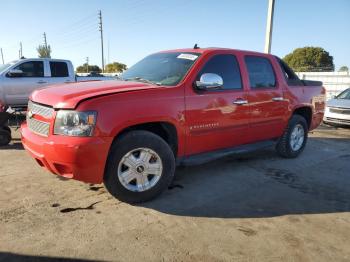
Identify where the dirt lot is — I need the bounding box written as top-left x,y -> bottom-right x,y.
0,125 -> 349,262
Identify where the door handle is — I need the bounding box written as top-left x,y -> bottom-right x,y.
37,80 -> 47,84
233,99 -> 248,105
272,97 -> 284,101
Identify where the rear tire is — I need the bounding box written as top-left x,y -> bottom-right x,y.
0,128 -> 11,146
104,130 -> 175,203
276,115 -> 308,158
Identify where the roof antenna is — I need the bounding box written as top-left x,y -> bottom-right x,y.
193,43 -> 199,49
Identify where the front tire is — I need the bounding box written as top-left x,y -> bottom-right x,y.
276,115 -> 308,158
104,130 -> 175,203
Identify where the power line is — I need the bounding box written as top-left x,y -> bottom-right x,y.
0,32 -> 41,50
48,12 -> 97,35
51,27 -> 98,43
51,20 -> 98,41
108,0 -> 189,31
0,12 -> 99,61
36,13 -> 97,50
56,35 -> 99,50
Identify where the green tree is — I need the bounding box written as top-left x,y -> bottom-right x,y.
76,63 -> 102,73
338,66 -> 349,72
37,44 -> 51,58
283,47 -> 334,72
105,62 -> 127,73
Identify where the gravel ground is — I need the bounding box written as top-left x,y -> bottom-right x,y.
0,124 -> 349,262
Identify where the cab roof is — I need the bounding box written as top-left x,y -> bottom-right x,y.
10,58 -> 71,63
159,47 -> 273,57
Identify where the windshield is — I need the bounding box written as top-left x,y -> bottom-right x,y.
121,52 -> 200,86
336,88 -> 350,99
0,63 -> 12,73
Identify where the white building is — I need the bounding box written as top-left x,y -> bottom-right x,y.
296,71 -> 350,99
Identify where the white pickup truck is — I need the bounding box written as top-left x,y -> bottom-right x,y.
0,58 -> 115,107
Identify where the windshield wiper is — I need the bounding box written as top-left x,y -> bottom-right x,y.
123,77 -> 161,86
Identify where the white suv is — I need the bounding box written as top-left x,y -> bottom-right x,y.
0,58 -> 76,107
324,88 -> 350,126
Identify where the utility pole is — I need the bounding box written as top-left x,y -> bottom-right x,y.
264,0 -> 275,54
19,42 -> 23,58
0,48 -> 4,64
86,57 -> 89,73
43,32 -> 48,49
107,38 -> 110,66
98,10 -> 105,73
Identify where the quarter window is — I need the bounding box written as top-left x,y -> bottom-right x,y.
276,57 -> 303,86
50,62 -> 69,77
198,54 -> 242,90
245,56 -> 276,88
14,61 -> 44,77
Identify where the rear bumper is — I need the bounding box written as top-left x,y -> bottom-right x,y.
21,123 -> 113,184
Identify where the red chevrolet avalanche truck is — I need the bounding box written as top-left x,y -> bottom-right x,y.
21,48 -> 325,203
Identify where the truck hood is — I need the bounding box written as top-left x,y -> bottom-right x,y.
31,80 -> 158,109
327,98 -> 350,109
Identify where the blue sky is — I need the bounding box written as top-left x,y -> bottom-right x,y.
0,0 -> 349,70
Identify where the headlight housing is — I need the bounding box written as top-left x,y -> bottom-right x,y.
54,110 -> 97,137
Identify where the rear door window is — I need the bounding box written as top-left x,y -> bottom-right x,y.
245,56 -> 276,88
14,61 -> 44,77
50,62 -> 69,77
198,54 -> 242,90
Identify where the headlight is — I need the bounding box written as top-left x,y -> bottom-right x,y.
54,110 -> 97,137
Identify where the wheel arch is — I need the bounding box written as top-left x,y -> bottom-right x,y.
112,121 -> 179,157
292,106 -> 312,129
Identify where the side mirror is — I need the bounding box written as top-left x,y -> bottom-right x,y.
196,73 -> 223,90
7,69 -> 24,77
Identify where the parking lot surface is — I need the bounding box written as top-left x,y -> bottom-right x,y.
0,125 -> 349,261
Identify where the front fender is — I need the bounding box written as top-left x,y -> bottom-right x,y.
76,87 -> 186,156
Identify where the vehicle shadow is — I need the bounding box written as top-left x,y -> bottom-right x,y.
140,136 -> 350,219
0,140 -> 24,150
0,252 -> 98,262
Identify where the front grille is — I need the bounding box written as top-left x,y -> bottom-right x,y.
27,118 -> 50,136
28,101 -> 54,118
329,107 -> 350,115
326,117 -> 350,124
27,101 -> 53,136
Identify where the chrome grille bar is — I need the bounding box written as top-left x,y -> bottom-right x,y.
27,118 -> 50,137
28,101 -> 54,118
27,101 -> 53,137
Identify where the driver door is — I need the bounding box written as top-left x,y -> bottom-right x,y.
185,53 -> 251,155
3,60 -> 46,106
